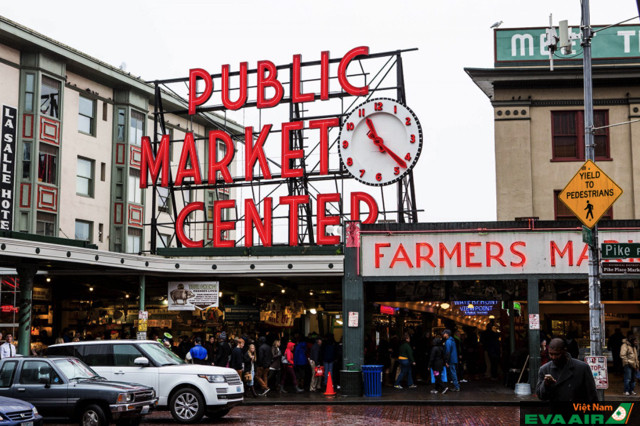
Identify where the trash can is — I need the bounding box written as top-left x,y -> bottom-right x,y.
362,365 -> 383,397
340,369 -> 363,396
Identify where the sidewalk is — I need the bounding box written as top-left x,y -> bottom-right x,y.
244,374 -> 634,406
244,380 -> 538,406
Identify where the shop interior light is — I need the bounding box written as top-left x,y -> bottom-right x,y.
309,290 -> 314,296
580,300 -> 588,304
162,298 -> 168,305
281,288 -> 286,294
219,292 -> 223,297
46,277 -> 51,283
468,303 -> 474,309
489,315 -> 495,319
125,294 -> 129,299
440,302 -> 450,310
336,320 -> 343,325
260,281 -> 264,287
309,308 -> 317,314
89,287 -> 94,292
271,299 -> 275,303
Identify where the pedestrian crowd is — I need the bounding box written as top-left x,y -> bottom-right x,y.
159,331 -> 340,397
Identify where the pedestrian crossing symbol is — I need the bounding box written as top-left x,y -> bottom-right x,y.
558,160 -> 622,229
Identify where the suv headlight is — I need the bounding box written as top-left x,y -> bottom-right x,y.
117,393 -> 134,403
32,406 -> 39,416
198,374 -> 226,383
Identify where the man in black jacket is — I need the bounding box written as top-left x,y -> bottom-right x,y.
230,338 -> 245,377
215,331 -> 231,367
255,336 -> 272,395
536,338 -> 598,402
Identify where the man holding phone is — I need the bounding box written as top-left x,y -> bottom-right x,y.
535,338 -> 598,402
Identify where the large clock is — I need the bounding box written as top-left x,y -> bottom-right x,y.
338,98 -> 423,186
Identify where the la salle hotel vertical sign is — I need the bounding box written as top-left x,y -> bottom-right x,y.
1,105 -> 16,230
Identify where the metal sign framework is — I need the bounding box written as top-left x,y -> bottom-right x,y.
147,48 -> 419,253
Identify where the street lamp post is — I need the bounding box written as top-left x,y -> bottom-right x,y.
581,0 -> 605,402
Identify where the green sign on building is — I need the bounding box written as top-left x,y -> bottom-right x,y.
495,24 -> 640,66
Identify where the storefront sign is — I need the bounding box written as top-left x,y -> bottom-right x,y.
454,301 -> 498,316
168,281 -> 219,311
141,47 -> 397,248
361,230 -> 640,277
495,24 -> 640,65
584,356 -> 609,389
0,105 -> 17,230
225,305 -> 260,322
529,314 -> 540,330
137,311 -> 148,332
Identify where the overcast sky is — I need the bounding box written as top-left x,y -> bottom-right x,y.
2,0 -> 639,224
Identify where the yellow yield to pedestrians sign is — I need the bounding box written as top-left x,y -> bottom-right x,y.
558,160 -> 622,228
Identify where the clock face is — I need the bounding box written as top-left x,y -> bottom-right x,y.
338,97 -> 423,186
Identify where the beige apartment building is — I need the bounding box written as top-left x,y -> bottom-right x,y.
467,24 -> 640,222
0,15 -> 240,253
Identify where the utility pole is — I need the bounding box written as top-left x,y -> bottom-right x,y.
581,0 -> 605,402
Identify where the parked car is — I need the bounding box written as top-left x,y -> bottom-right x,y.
0,395 -> 43,426
0,356 -> 157,426
47,340 -> 243,424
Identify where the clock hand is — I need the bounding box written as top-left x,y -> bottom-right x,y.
373,137 -> 407,168
365,118 -> 380,141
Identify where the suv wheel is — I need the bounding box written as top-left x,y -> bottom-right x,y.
80,404 -> 107,426
170,388 -> 205,423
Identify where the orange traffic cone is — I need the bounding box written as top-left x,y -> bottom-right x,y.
324,371 -> 336,396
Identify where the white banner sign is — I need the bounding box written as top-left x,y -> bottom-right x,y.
168,281 -> 219,311
361,230 -> 640,277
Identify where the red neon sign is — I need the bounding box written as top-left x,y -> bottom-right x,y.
142,46 -> 380,249
380,305 -> 396,315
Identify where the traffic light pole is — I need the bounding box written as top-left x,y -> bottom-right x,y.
581,0 -> 605,401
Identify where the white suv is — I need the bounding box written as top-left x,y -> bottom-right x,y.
47,340 -> 243,423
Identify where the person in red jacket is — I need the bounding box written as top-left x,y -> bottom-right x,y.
281,341 -> 303,393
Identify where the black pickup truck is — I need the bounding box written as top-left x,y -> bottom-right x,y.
0,356 -> 157,426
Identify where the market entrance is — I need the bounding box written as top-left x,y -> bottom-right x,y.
363,279 -> 528,387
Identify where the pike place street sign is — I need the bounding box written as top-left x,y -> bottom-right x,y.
558,160 -> 622,228
601,243 -> 640,259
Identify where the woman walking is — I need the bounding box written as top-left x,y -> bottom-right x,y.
244,343 -> 258,397
281,341 -> 303,393
428,337 -> 447,394
394,333 -> 417,389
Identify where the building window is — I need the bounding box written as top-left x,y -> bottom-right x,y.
157,233 -> 170,248
551,110 -> 610,160
128,168 -> 142,204
129,110 -> 145,146
40,76 -> 60,119
22,142 -> 31,180
36,212 -> 56,236
77,157 -> 94,197
78,95 -> 96,135
554,190 -> 612,220
127,228 -> 142,253
207,191 -> 230,220
158,186 -> 170,213
117,108 -> 126,142
75,220 -> 92,242
24,73 -> 35,113
38,143 -> 57,184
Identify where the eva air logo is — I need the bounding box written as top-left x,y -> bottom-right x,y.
606,403 -> 634,424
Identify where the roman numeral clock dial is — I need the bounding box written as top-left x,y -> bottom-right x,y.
338,98 -> 423,186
